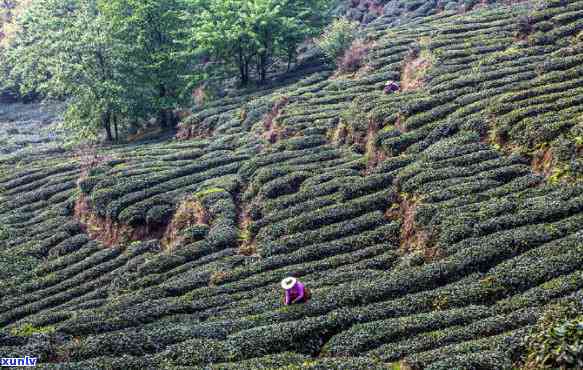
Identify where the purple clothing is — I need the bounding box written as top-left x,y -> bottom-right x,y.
284,281 -> 305,305
383,81 -> 400,94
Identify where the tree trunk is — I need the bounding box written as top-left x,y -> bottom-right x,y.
241,59 -> 249,86
158,84 -> 169,129
238,45 -> 247,86
259,53 -> 267,83
240,65 -> 247,85
256,57 -> 262,82
287,47 -> 295,72
158,110 -> 168,129
113,114 -> 119,142
103,112 -> 113,142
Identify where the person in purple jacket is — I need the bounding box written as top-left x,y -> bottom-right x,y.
281,277 -> 311,305
383,80 -> 400,94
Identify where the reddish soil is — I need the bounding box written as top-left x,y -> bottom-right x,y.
262,96 -> 289,144
237,207 -> 258,256
75,194 -> 210,249
348,0 -> 384,16
74,195 -> 167,248
385,194 -> 443,261
401,55 -> 431,92
531,147 -> 556,178
329,122 -> 349,145
394,113 -> 406,132
160,197 -> 209,251
364,122 -> 388,172
176,122 -> 213,141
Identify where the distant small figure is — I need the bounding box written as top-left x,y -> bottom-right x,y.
281,277 -> 311,305
383,80 -> 400,94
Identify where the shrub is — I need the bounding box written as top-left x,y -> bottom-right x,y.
516,15 -> 533,38
323,305 -> 492,356
315,18 -> 359,64
0,225 -> 9,240
520,301 -> 583,369
10,323 -> 55,337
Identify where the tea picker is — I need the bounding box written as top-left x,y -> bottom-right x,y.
281,277 -> 311,305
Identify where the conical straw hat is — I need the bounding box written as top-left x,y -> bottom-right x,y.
281,277 -> 297,290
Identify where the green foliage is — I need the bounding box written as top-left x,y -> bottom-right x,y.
194,187 -> 226,200
315,18 -> 359,64
521,301 -> 583,369
186,0 -> 330,85
4,0 -> 191,142
10,323 -> 56,337
1,3 -> 583,370
101,0 -> 191,128
0,225 -> 8,240
5,0 -> 139,142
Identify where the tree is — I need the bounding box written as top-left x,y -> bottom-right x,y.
1,0 -> 31,101
187,0 -> 330,86
101,0 -> 191,129
3,0 -> 192,141
315,17 -> 359,64
5,0 -> 138,141
3,0 -> 334,141
276,0 -> 329,71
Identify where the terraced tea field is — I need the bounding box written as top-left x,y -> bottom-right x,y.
0,103 -> 65,165
0,0 -> 582,368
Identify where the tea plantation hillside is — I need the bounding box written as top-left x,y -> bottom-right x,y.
1,0 -> 583,368
0,103 -> 64,165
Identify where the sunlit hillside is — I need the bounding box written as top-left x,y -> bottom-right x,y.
0,0 -> 582,368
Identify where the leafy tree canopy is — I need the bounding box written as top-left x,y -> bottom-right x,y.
2,0 -> 332,141
186,0 -> 331,85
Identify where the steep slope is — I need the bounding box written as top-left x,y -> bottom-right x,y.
0,1 -> 582,369
0,103 -> 64,164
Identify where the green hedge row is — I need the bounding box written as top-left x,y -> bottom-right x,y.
434,174 -> 541,210
0,164 -> 78,192
250,194 -> 339,234
439,194 -> 583,246
256,177 -> 345,216
38,354 -> 157,370
63,322 -> 229,361
210,224 -> 400,296
5,179 -> 77,210
257,171 -> 312,200
112,162 -> 242,223
238,147 -> 329,180
4,244 -> 115,298
413,163 -> 530,196
205,244 -> 393,309
87,153 -> 246,216
32,242 -> 102,278
400,155 -> 529,193
489,232 -> 583,293
403,327 -> 529,368
496,268 -> 583,313
323,305 -> 492,356
47,234 -> 90,260
0,242 -> 155,325
260,211 -> 396,256
368,307 -> 541,362
256,189 -> 392,242
379,122 -> 440,156
424,350 -> 512,370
